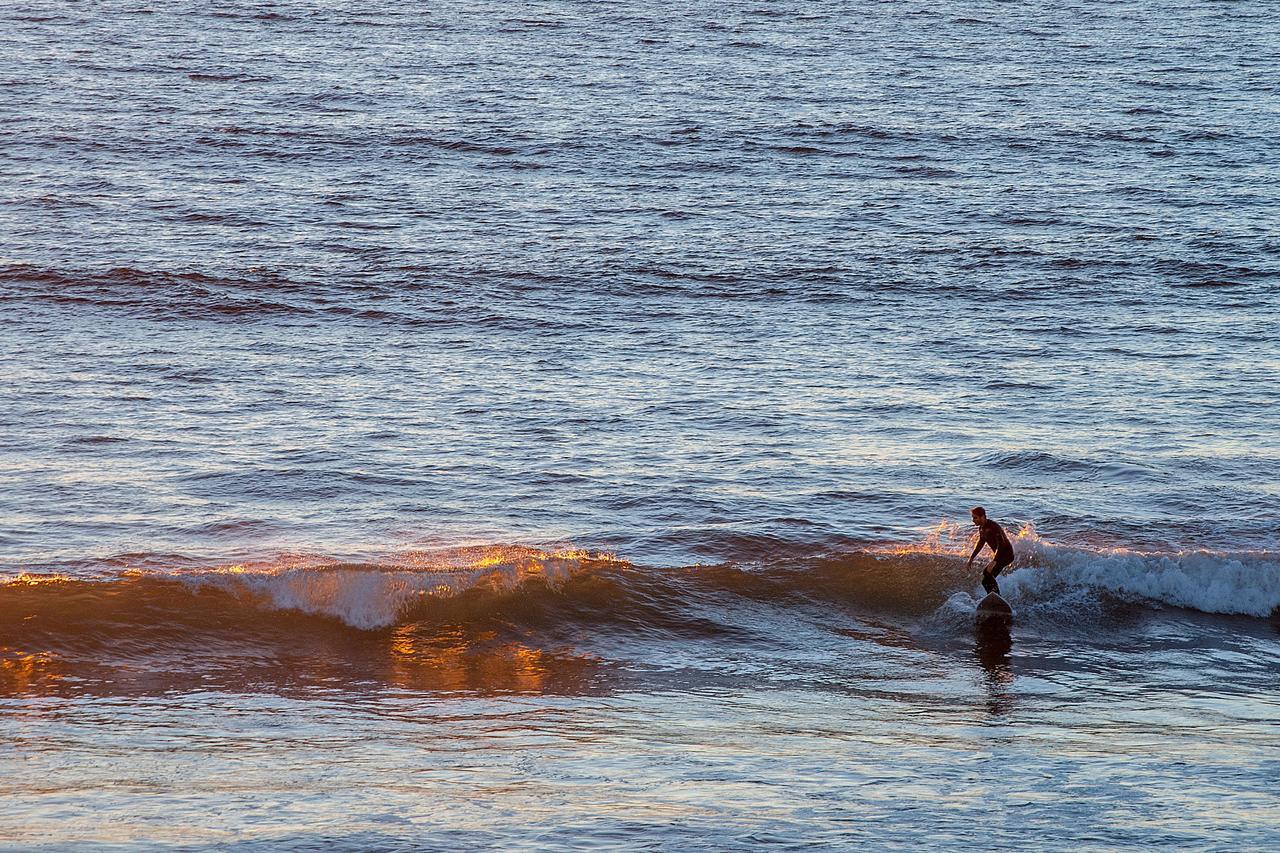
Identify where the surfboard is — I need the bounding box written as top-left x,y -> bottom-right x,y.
976,592 -> 1013,624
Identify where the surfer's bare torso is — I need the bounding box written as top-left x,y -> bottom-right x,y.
977,519 -> 1013,563
968,507 -> 1014,596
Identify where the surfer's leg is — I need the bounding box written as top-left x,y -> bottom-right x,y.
984,554 -> 1013,596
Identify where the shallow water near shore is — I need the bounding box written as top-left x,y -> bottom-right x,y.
3,0 -> 1280,848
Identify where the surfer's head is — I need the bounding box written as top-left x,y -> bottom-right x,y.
970,506 -> 986,524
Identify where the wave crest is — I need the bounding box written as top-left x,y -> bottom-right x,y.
184,546 -> 615,629
3,536 -> 1278,647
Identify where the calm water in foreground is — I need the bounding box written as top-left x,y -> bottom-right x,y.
2,0 -> 1279,849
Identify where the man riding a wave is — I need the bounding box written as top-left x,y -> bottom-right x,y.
966,506 -> 1014,596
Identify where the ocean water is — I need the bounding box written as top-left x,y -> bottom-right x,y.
2,0 -> 1279,849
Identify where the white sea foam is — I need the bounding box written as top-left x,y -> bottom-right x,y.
999,535 -> 1280,618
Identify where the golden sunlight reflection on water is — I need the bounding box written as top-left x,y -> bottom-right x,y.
384,625 -> 600,694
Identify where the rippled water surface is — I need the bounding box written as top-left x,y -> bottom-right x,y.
2,0 -> 1279,849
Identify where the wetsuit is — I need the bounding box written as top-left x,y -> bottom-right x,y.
977,519 -> 1014,595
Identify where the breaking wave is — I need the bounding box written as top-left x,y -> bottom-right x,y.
898,523 -> 1280,619
1004,537 -> 1280,619
2,534 -> 1278,645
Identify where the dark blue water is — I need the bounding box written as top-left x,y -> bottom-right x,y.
2,1 -> 1279,849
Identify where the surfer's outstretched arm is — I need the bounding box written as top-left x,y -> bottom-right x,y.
966,538 -> 985,567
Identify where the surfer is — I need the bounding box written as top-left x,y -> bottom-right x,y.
966,506 -> 1014,595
